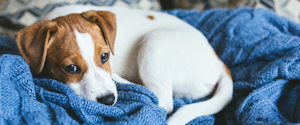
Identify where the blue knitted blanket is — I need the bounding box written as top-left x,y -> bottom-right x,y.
1,7 -> 300,124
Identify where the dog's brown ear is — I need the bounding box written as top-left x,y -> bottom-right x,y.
82,10 -> 117,55
15,21 -> 58,74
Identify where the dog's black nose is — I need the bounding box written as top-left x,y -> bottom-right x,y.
97,94 -> 115,105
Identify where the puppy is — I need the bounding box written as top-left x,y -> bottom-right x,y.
15,5 -> 233,125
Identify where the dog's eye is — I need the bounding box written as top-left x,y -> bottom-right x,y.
64,64 -> 80,74
101,53 -> 109,63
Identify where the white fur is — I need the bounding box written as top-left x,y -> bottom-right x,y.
68,30 -> 117,104
45,5 -> 233,125
112,73 -> 132,84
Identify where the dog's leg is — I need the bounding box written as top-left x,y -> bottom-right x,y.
138,27 -> 233,125
138,31 -> 174,113
140,76 -> 174,114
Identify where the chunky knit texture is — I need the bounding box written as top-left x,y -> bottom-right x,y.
1,7 -> 300,124
164,7 -> 300,124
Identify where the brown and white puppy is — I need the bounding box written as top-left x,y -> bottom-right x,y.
16,5 -> 233,125
16,11 -> 117,105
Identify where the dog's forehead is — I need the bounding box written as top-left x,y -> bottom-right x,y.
52,14 -> 100,33
46,14 -> 105,62
47,13 -> 110,64
49,14 -> 107,49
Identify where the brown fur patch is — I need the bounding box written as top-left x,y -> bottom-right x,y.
213,50 -> 232,78
82,11 -> 117,55
147,15 -> 155,20
15,21 -> 58,74
223,64 -> 232,78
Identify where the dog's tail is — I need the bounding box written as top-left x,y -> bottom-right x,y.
167,64 -> 233,125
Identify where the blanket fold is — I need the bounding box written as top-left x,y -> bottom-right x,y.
164,7 -> 300,124
1,7 -> 300,124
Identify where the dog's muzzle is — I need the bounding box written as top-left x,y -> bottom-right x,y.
96,93 -> 115,105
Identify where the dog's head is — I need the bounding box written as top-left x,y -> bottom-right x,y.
15,10 -> 117,105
